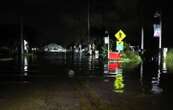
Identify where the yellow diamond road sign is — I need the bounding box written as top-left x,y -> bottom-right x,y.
115,30 -> 126,41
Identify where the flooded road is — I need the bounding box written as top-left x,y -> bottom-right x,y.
0,53 -> 173,110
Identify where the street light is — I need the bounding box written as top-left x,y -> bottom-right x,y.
154,11 -> 162,49
141,27 -> 144,54
154,11 -> 162,71
88,0 -> 90,42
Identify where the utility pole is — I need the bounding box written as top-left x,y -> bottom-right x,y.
20,16 -> 24,56
154,11 -> 162,72
154,11 -> 162,49
159,12 -> 162,49
88,0 -> 90,43
141,27 -> 144,53
20,16 -> 24,74
105,30 -> 109,59
140,2 -> 144,54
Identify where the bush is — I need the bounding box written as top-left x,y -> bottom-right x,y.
166,49 -> 173,71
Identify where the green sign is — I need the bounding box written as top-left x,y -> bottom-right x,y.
116,41 -> 124,51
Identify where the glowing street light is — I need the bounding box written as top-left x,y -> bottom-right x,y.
154,11 -> 162,49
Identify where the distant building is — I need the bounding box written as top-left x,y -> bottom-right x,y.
44,43 -> 66,52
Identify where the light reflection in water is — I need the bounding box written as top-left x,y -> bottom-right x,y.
151,61 -> 163,94
158,51 -> 161,68
104,61 -> 125,93
71,53 -> 100,75
140,62 -> 143,82
114,73 -> 124,93
162,60 -> 167,73
88,55 -> 93,71
104,63 -> 108,74
24,55 -> 28,76
104,61 -> 122,76
151,70 -> 163,94
162,48 -> 168,73
150,50 -> 166,94
88,55 -> 99,71
140,60 -> 163,94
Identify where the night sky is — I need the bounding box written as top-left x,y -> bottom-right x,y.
0,0 -> 172,47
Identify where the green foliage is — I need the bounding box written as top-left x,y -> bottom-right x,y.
100,45 -> 108,59
123,50 -> 141,63
166,49 -> 173,71
121,50 -> 141,70
120,42 -> 142,69
121,42 -> 142,64
100,42 -> 142,65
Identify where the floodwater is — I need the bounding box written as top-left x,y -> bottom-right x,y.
0,52 -> 173,110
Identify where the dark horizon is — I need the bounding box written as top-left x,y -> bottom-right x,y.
0,0 -> 172,47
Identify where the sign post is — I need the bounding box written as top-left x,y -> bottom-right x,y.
104,30 -> 109,59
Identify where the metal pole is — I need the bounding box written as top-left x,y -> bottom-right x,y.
88,0 -> 90,42
108,34 -> 109,59
141,27 -> 144,51
20,17 -> 24,55
158,12 -> 162,70
20,16 -> 24,75
140,62 -> 143,83
159,13 -> 162,49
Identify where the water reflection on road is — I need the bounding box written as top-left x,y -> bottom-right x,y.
23,55 -> 28,76
0,52 -> 172,95
1,53 -> 173,110
103,61 -> 124,93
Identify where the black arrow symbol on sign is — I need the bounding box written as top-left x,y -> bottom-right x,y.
119,32 -> 122,38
